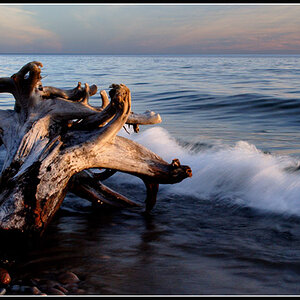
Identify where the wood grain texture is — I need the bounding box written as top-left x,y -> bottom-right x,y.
0,62 -> 192,236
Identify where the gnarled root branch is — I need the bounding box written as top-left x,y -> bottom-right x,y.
0,61 -> 192,236
41,82 -> 98,101
70,170 -> 140,208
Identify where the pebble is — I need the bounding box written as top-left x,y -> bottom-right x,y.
64,283 -> 78,293
19,285 -> 33,294
47,287 -> 65,295
9,284 -> 41,295
0,288 -> 6,295
0,268 -> 11,285
2,270 -> 85,296
57,272 -> 80,285
31,286 -> 42,295
10,285 -> 21,293
67,288 -> 85,295
54,284 -> 68,294
76,289 -> 85,295
38,279 -> 58,290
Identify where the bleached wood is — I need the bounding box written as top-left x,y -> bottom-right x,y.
0,61 -> 192,236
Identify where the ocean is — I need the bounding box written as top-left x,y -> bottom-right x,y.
1,54 -> 300,294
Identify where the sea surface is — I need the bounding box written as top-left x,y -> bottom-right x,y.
1,54 -> 300,294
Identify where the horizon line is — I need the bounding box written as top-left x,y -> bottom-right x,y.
0,53 -> 300,56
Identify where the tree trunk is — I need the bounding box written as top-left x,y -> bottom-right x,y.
0,62 -> 192,237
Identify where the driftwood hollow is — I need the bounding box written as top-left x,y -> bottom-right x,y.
0,61 -> 192,236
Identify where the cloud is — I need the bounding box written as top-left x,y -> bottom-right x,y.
153,5 -> 300,53
1,4 -> 300,54
80,4 -> 300,54
0,6 -> 62,52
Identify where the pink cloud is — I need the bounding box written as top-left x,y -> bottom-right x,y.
0,6 -> 62,52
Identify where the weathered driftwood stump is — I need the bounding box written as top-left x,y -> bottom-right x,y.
0,61 -> 192,237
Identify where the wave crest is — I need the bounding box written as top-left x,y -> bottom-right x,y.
120,126 -> 300,217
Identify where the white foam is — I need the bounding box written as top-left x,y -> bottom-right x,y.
119,126 -> 300,216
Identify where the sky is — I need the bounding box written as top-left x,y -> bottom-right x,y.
0,4 -> 300,55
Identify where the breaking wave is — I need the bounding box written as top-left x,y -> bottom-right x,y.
119,126 -> 300,217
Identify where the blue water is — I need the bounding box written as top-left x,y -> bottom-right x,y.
1,54 -> 300,294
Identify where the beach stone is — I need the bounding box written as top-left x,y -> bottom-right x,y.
10,285 -> 21,293
0,288 -> 6,295
0,268 -> 11,285
57,272 -> 80,285
38,279 -> 58,289
19,285 -> 33,294
76,289 -> 85,295
31,286 -> 42,295
54,284 -> 68,294
47,287 -> 65,295
64,283 -> 78,293
68,287 -> 85,295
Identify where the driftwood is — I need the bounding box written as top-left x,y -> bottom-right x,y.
0,61 -> 192,237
